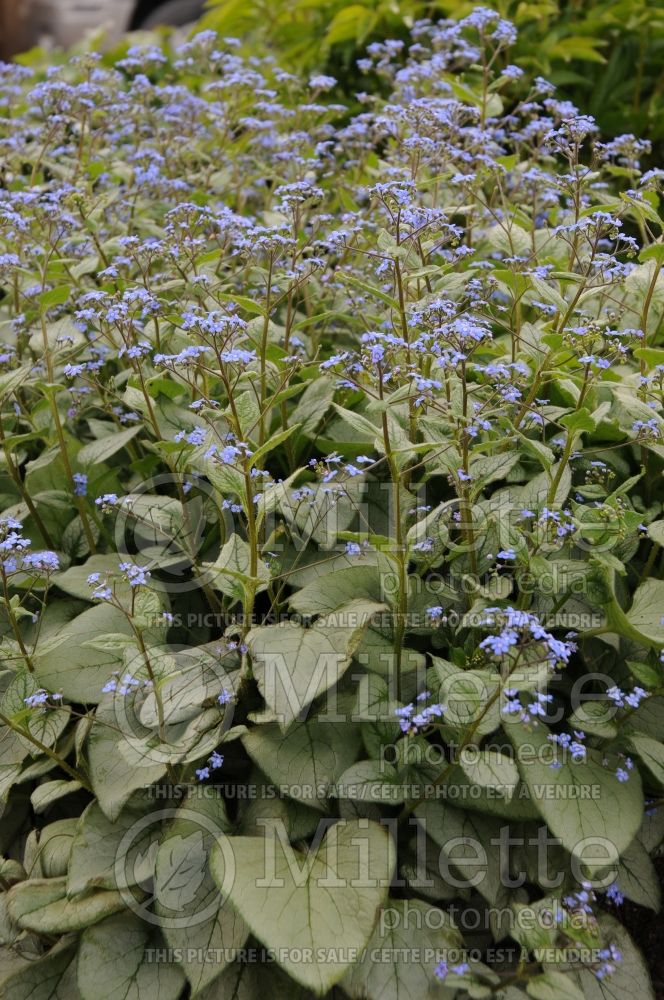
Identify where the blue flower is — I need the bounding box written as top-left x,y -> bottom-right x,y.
118,562 -> 150,587
73,472 -> 88,496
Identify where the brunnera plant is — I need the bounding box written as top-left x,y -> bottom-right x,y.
0,9 -> 663,999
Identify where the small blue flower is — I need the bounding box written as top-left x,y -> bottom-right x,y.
119,562 -> 150,587
606,883 -> 624,905
73,472 -> 88,496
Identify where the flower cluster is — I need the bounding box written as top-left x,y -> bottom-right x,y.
0,518 -> 59,576
480,608 -> 575,670
394,691 -> 445,734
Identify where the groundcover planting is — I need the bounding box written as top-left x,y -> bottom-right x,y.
0,8 -> 663,998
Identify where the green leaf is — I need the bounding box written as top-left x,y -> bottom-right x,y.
0,365 -> 33,400
248,424 -> 300,468
0,939 -> 79,1000
209,819 -> 395,993
647,520 -> 664,546
568,701 -> 618,740
195,958 -> 310,999
87,699 -> 168,821
325,4 -> 376,45
527,971 -> 585,1000
154,792 -> 249,996
204,460 -> 246,499
639,244 -> 664,266
507,723 -> 643,870
520,462 -> 572,509
339,273 -> 399,310
243,716 -> 362,811
290,377 -> 335,452
204,533 -> 270,603
612,835 -> 660,911
53,555 -> 130,602
2,670 -> 68,751
583,564 -> 664,649
269,471 -> 366,546
633,346 -> 664,368
77,911 -> 185,1000
67,798 -> 156,896
626,658 -> 662,690
625,578 -> 664,646
214,291 -> 266,315
342,897 -> 462,999
7,878 -> 126,933
559,407 -> 596,433
33,602 -> 135,703
39,819 -> 78,877
31,779 -> 82,814
335,759 -> 405,804
469,452 -> 520,493
331,403 -> 382,444
568,914 -> 654,999
77,425 -> 141,466
39,285 -> 71,309
458,747 -> 520,800
289,565 -> 385,616
415,799 -> 509,906
626,735 -> 664,786
247,601 -> 381,726
434,665 -> 501,737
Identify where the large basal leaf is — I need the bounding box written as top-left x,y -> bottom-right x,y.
624,578 -> 664,646
7,877 -> 126,933
53,555 -> 134,602
33,602 -> 135,703
527,970 -> 585,1000
77,911 -> 185,1000
87,699 -> 168,821
203,532 -> 270,602
209,819 -> 395,993
39,818 -> 78,877
289,566 -> 386,616
0,939 -> 80,1000
415,799 -> 510,907
627,734 -> 664,785
507,723 -> 643,870
342,897 -> 462,999
584,564 -> 664,650
612,835 -> 661,912
154,793 -> 249,996
31,779 -> 83,814
247,600 -> 382,726
2,670 -> 68,752
567,914 -> 654,1000
243,716 -> 362,811
67,798 -> 157,896
195,958 -> 312,1000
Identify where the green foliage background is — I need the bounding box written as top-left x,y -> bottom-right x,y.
202,0 -> 664,147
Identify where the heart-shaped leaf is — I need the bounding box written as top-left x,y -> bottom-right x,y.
209,819 -> 395,993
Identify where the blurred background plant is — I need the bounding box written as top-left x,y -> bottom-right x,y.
3,0 -> 664,149
200,0 -> 664,147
